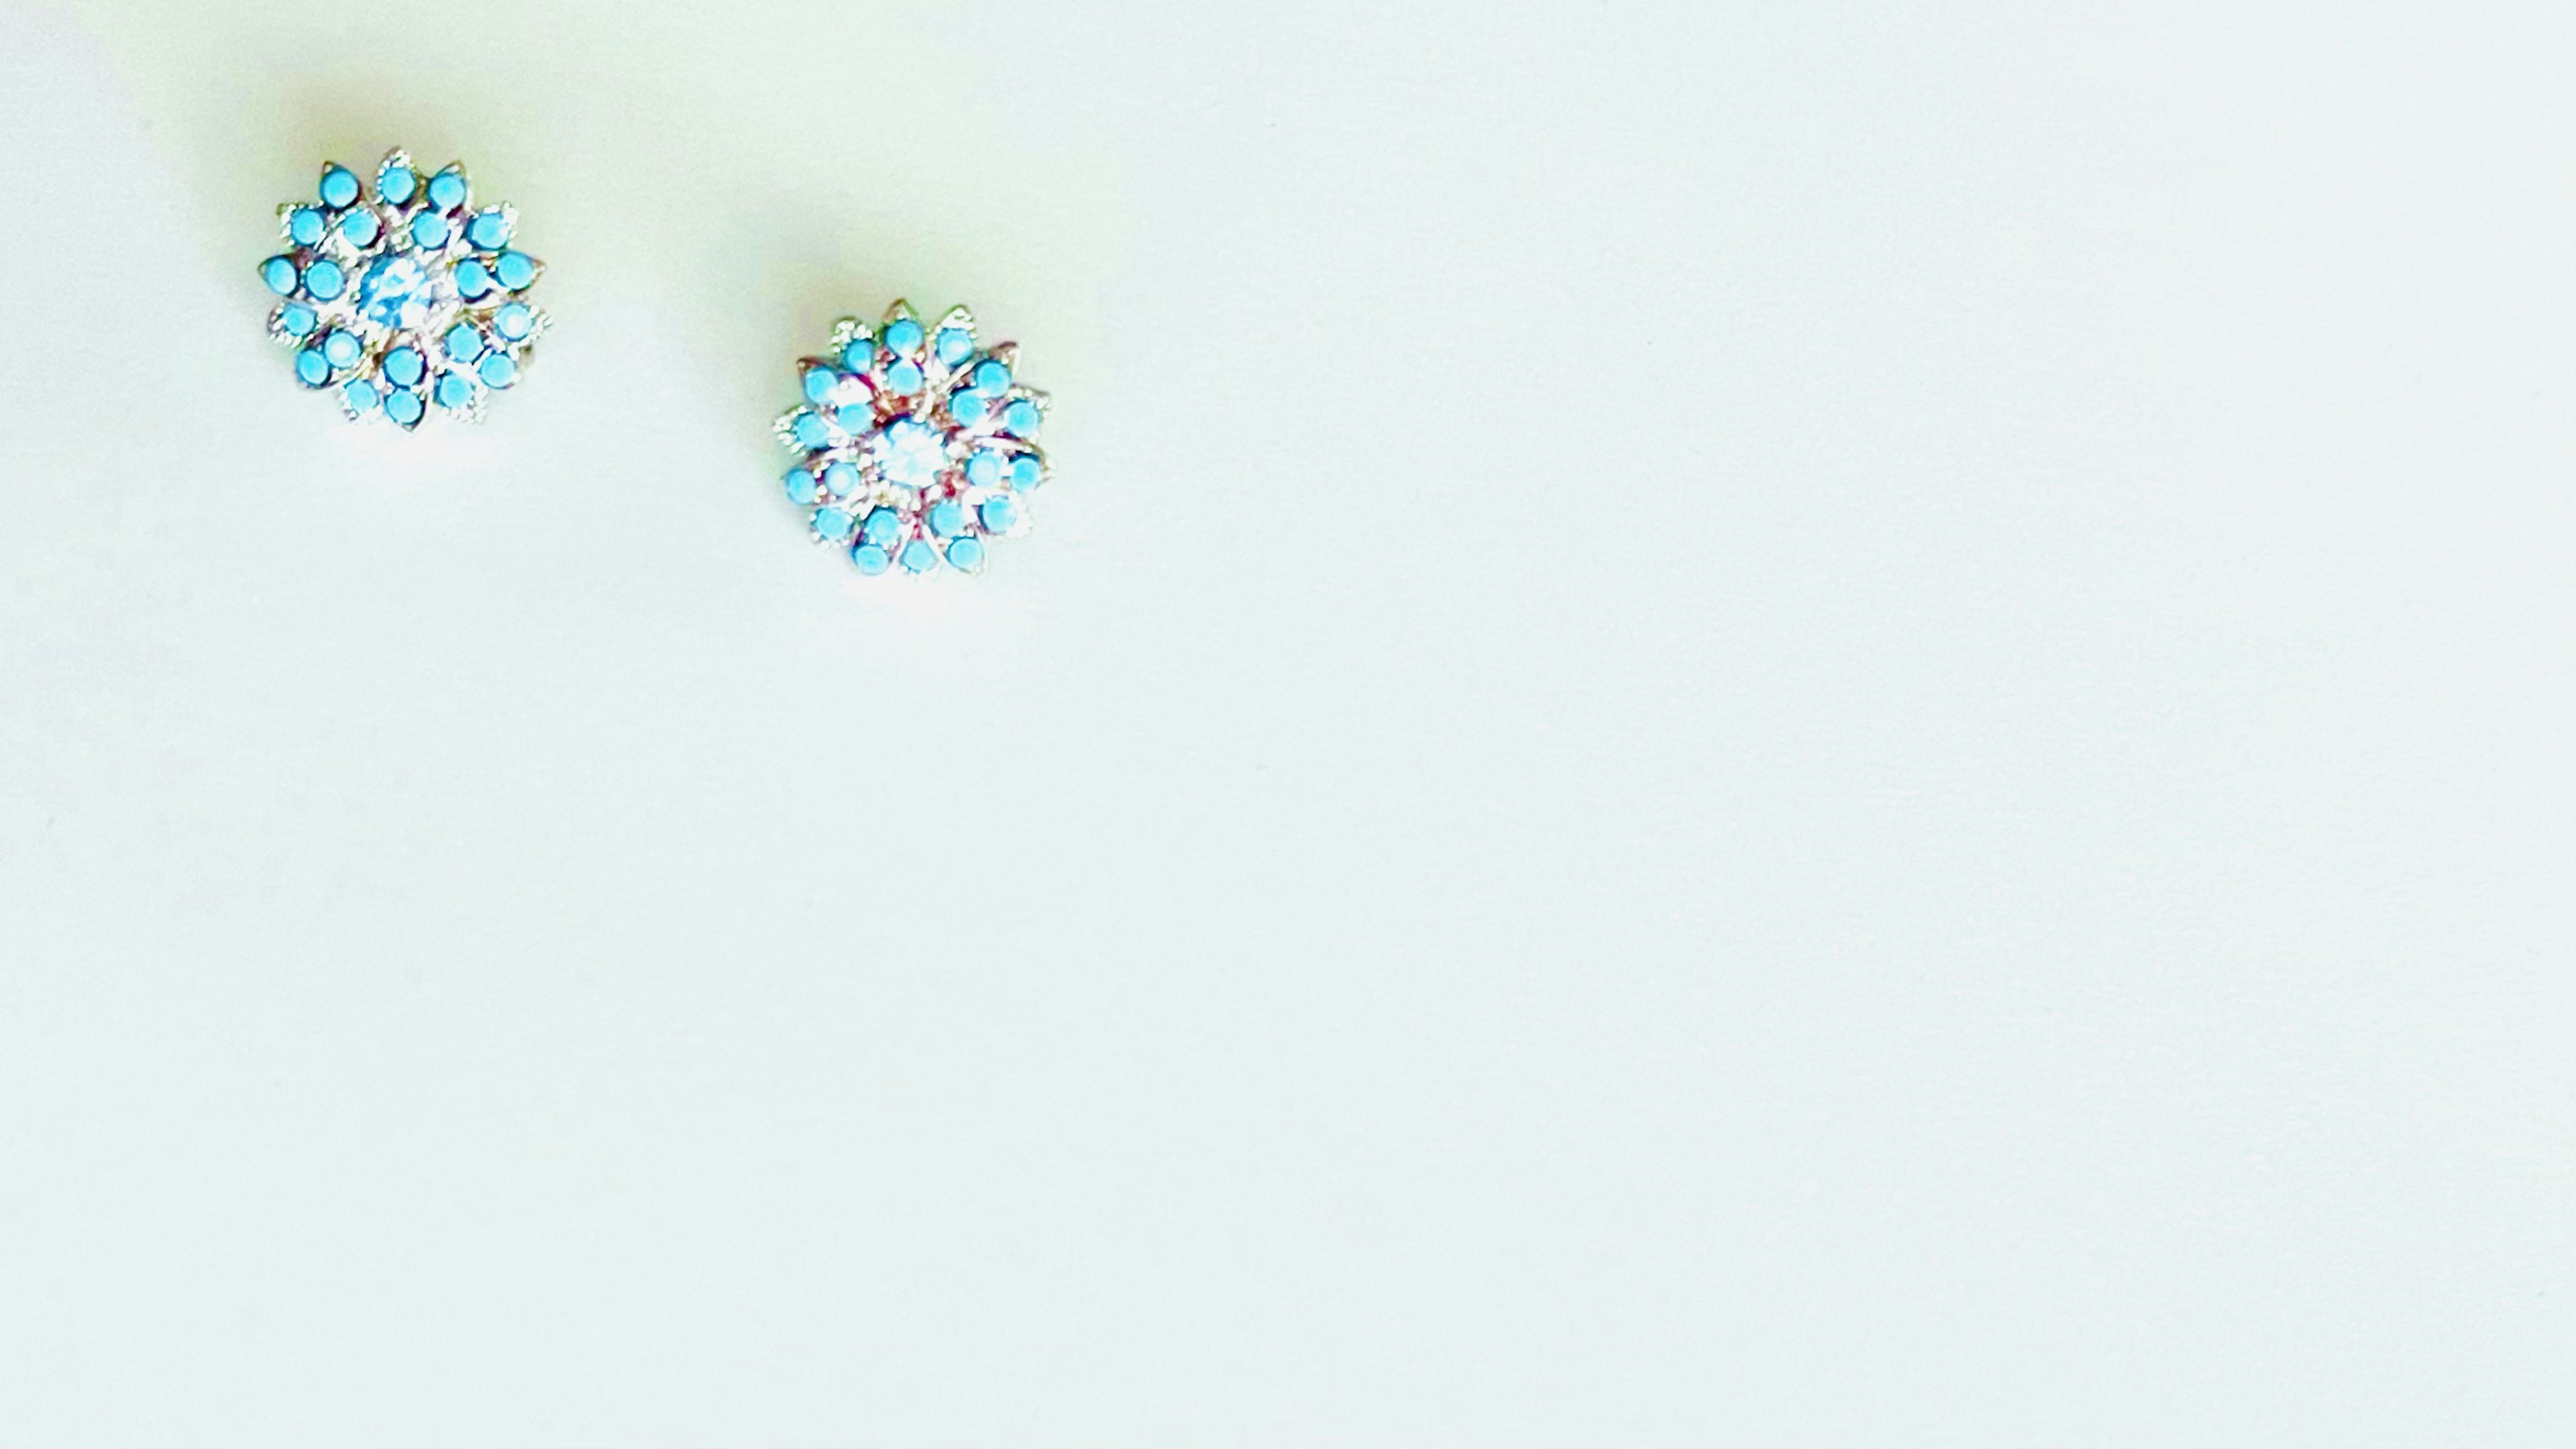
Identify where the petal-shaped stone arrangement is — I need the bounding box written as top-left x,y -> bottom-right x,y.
258,151 -> 547,427
773,302 -> 1053,577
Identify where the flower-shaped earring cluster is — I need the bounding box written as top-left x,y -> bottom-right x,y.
258,150 -> 547,427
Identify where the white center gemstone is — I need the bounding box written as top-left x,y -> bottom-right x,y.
868,417 -> 948,489
356,254 -> 435,332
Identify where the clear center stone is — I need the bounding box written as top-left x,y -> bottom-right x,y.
356,254 -> 434,331
868,417 -> 947,489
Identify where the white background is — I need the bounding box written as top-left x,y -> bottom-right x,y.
1,1 -> 2568,1443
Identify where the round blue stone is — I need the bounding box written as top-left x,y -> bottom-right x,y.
979,496 -> 1019,533
382,346 -> 425,387
834,403 -> 872,434
925,500 -> 965,538
782,468 -> 821,504
321,329 -> 362,369
802,368 -> 839,405
344,211 -> 381,247
294,348 -> 329,386
378,162 -> 416,204
343,379 -> 380,413
813,506 -> 856,541
1002,399 -> 1041,436
852,543 -> 892,576
386,389 -> 425,426
1009,455 -> 1044,490
861,507 -> 901,546
453,259 -> 493,299
841,338 -> 875,371
493,302 -> 533,341
288,207 -> 325,246
790,411 -> 830,449
820,460 -> 859,496
973,360 -> 1011,393
303,258 -> 345,301
934,327 -> 974,366
276,303 -> 318,337
409,212 -> 449,250
949,390 -> 987,425
356,254 -> 432,330
433,372 -> 474,410
494,251 -> 537,290
883,319 -> 924,354
964,450 -> 1001,488
885,360 -> 924,394
898,538 -> 938,573
260,256 -> 299,294
467,210 -> 511,250
443,324 -> 483,363
478,352 -> 518,388
945,536 -> 985,572
427,168 -> 468,211
319,164 -> 360,209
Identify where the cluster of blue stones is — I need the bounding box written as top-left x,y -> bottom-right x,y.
775,303 -> 1052,576
259,150 -> 545,426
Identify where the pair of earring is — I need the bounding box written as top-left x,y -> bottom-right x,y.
257,149 -> 1053,580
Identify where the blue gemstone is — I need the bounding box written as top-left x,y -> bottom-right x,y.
925,500 -> 965,537
287,207 -> 325,246
378,162 -> 416,204
427,168 -> 468,211
356,254 -> 431,330
790,411 -> 830,449
319,164 -> 360,209
979,496 -> 1019,533
1002,399 -> 1041,436
453,259 -> 493,299
434,372 -> 474,409
1009,455 -> 1043,489
339,209 -> 380,246
467,210 -> 511,250
386,388 -> 425,425
276,302 -> 318,337
478,352 -> 518,388
294,349 -> 330,386
303,258 -> 345,301
834,404 -> 872,434
973,360 -> 1011,393
493,302 -> 534,341
321,329 -> 362,368
965,450 -> 1002,488
884,318 -> 924,354
852,543 -> 892,576
443,324 -> 483,363
861,507 -> 901,546
949,390 -> 987,425
802,367 -> 839,404
813,506 -> 856,541
899,538 -> 938,573
260,256 -> 299,294
934,327 -> 973,366
343,379 -> 380,413
782,468 -> 820,504
382,346 -> 425,387
409,212 -> 449,250
885,360 -> 923,394
821,460 -> 859,496
494,251 -> 537,290
841,338 -> 875,371
945,536 -> 985,571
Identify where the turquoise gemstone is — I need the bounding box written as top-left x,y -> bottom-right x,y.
260,256 -> 299,294
925,499 -> 965,537
1002,399 -> 1041,436
852,543 -> 891,575
790,411 -> 830,449
813,506 -> 856,541
338,209 -> 379,246
288,207 -> 325,245
434,372 -> 474,409
303,258 -> 345,301
477,352 -> 517,388
453,259 -> 492,298
386,389 -> 425,425
979,496 -> 1018,533
382,346 -> 425,386
803,367 -> 839,404
467,210 -> 511,249
294,349 -> 329,386
965,450 -> 1001,488
443,324 -> 482,362
319,164 -> 360,208
840,338 -> 874,371
860,507 -> 901,546
884,318 -> 924,353
276,303 -> 318,337
885,360 -> 923,394
493,302 -> 533,341
409,212 -> 448,249
973,360 -> 1011,393
1009,455 -> 1043,489
343,379 -> 380,413
427,168 -> 468,211
321,329 -> 361,368
945,536 -> 985,571
834,404 -> 872,434
356,254 -> 431,329
782,468 -> 820,504
378,162 -> 416,204
935,327 -> 973,365
899,538 -> 938,573
820,460 -> 859,496
949,390 -> 987,425
494,251 -> 537,289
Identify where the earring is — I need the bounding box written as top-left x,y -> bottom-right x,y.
258,150 -> 548,427
775,302 -> 1052,576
